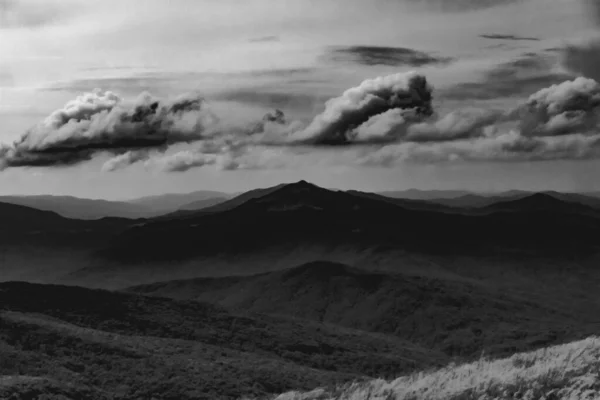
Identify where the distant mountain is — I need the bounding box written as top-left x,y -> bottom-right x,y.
0,200 -> 77,231
178,197 -> 229,211
0,200 -> 130,234
197,183 -> 288,213
0,195 -> 152,220
127,190 -> 230,214
346,190 -> 461,213
426,193 -> 524,208
377,189 -> 473,200
542,191 -> 600,209
480,192 -> 600,217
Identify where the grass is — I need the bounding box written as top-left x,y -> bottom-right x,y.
273,336 -> 600,400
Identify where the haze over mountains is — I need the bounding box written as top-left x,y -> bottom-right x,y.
2,180 -> 600,398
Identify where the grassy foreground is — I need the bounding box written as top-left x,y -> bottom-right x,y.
272,336 -> 600,400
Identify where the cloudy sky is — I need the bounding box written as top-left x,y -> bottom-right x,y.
1,0 -> 599,198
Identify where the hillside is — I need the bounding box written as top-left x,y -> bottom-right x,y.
0,200 -> 131,236
0,201 -> 136,284
0,281 -> 447,399
275,336 -> 600,400
128,261 -> 593,359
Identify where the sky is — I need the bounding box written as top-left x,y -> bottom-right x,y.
1,0 -> 599,198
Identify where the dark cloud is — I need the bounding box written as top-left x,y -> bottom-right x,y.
249,35 -> 280,43
443,53 -> 572,100
479,34 -> 540,42
325,46 -> 454,68
211,90 -> 330,113
561,0 -> 600,82
562,40 -> 600,83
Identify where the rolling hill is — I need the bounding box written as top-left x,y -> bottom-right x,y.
3,182 -> 600,399
0,281 -> 447,399
127,260 -> 593,359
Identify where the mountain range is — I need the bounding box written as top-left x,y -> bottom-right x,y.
2,180 -> 600,398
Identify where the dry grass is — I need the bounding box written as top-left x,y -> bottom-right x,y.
273,337 -> 600,400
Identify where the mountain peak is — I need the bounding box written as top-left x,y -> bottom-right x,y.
290,180 -> 318,188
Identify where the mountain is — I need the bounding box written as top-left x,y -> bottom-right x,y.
542,191 -> 600,209
0,200 -> 130,234
0,281 -> 446,399
424,191 -> 600,210
128,260 -> 590,359
346,190 -> 461,213
178,196 -> 229,211
98,181 -> 600,266
377,189 -> 473,200
126,190 -> 230,214
0,195 -> 152,220
195,183 -> 288,213
0,201 -> 135,284
480,192 -> 600,216
426,193 -> 527,208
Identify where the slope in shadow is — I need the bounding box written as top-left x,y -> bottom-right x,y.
100,181 -> 600,264
128,261 -> 595,359
0,281 -> 447,399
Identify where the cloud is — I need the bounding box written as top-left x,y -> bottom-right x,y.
249,35 -> 280,43
154,142 -> 243,173
584,0 -> 600,26
562,40 -> 600,83
361,77 -> 600,166
443,52 -> 572,100
348,108 -> 510,144
290,71 -> 434,145
101,150 -> 151,172
325,45 -> 453,67
404,0 -> 525,13
0,89 -> 219,169
359,131 -> 600,166
154,75 -> 600,172
518,77 -> 600,136
0,0 -> 74,29
211,90 -> 331,113
479,34 -> 540,41
561,0 -> 600,82
5,70 -> 600,174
